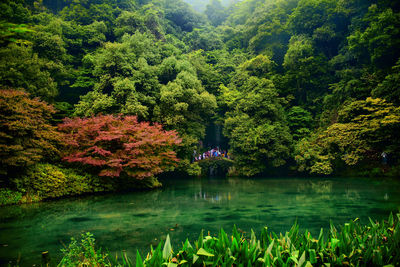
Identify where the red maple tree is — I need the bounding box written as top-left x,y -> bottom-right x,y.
58,115 -> 182,179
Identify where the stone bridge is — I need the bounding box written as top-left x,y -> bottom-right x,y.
197,157 -> 234,177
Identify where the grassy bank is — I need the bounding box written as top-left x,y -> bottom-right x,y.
54,213 -> 400,266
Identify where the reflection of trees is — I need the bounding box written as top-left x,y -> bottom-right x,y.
343,189 -> 360,201
295,181 -> 333,202
227,177 -> 256,187
193,177 -> 262,203
192,177 -> 255,203
296,181 -> 332,194
311,181 -> 332,194
194,190 -> 232,203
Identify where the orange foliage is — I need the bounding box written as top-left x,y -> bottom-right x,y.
0,89 -> 62,175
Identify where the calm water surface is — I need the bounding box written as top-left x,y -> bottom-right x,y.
1,176 -> 400,266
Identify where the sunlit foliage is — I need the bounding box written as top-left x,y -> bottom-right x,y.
295,98 -> 400,175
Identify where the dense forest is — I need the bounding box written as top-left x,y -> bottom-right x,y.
1,0 -> 400,204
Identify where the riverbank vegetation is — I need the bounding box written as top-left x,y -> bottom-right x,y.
1,0 -> 400,204
55,212 -> 400,266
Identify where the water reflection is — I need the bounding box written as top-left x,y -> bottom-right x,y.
194,190 -> 232,203
344,189 -> 361,201
1,176 -> 400,266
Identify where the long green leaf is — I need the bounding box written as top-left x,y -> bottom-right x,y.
197,247 -> 215,257
298,251 -> 306,267
136,250 -> 144,267
163,234 -> 172,260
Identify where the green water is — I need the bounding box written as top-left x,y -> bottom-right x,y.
1,176 -> 400,266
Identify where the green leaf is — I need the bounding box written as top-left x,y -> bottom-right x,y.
193,254 -> 199,264
197,230 -> 204,249
298,251 -> 306,267
309,249 -> 317,264
389,212 -> 394,226
163,234 -> 172,260
232,237 -> 239,252
291,250 -> 299,258
136,250 -> 144,267
182,239 -> 191,251
331,238 -> 340,250
266,239 -> 275,256
369,217 -> 376,227
197,247 -> 214,257
289,256 -> 298,264
233,225 -> 240,241
251,229 -> 257,246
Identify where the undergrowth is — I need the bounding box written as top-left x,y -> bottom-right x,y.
56,213 -> 400,266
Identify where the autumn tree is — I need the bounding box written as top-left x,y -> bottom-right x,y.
58,115 -> 182,182
0,89 -> 62,177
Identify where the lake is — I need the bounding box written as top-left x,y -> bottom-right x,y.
1,176 -> 400,266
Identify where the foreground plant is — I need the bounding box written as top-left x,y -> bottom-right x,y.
58,233 -> 111,267
59,213 -> 400,266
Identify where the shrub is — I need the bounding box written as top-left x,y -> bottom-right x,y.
0,188 -> 22,205
58,232 -> 112,267
20,163 -> 114,199
24,163 -> 68,198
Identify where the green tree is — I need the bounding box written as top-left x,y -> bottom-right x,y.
294,98 -> 400,175
73,90 -> 116,117
114,10 -> 146,38
183,28 -> 224,51
154,70 -> 217,142
186,50 -> 224,95
0,0 -> 32,24
246,0 -> 296,62
0,44 -> 58,100
287,106 -> 313,140
74,32 -> 162,119
282,35 -> 329,106
288,0 -> 337,36
0,21 -> 33,46
222,75 -> 292,176
372,59 -> 400,104
347,6 -> 400,68
205,0 -> 228,27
